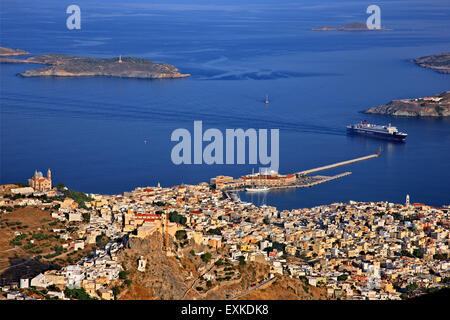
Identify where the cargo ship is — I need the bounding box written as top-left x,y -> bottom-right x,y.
347,121 -> 407,141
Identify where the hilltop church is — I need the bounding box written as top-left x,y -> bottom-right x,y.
28,169 -> 52,191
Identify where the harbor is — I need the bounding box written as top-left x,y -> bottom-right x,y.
212,151 -> 381,194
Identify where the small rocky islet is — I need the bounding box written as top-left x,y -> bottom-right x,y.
0,46 -> 189,79
312,22 -> 391,31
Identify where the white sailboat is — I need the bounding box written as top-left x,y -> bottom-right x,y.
265,94 -> 269,104
246,169 -> 269,192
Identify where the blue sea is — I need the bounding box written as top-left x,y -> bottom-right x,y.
1,0 -> 449,210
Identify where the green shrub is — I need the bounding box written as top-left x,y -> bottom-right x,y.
201,252 -> 212,263
64,288 -> 94,300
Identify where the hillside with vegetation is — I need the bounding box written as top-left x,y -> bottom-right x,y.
0,207 -> 95,283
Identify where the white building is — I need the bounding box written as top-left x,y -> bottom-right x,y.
64,265 -> 85,289
19,278 -> 29,289
30,273 -> 52,288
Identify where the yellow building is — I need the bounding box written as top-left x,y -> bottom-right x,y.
98,288 -> 114,300
193,232 -> 204,245
28,169 -> 52,191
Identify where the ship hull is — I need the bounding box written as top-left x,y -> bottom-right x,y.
347,128 -> 406,142
246,188 -> 269,192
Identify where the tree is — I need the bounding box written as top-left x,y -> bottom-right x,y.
64,288 -> 94,300
53,245 -> 63,255
63,189 -> 93,209
271,241 -> 286,253
433,253 -> 448,260
207,228 -> 222,235
169,211 -> 187,226
406,283 -> 418,293
112,286 -> 120,300
55,183 -> 66,191
201,252 -> 212,263
47,284 -> 60,292
239,256 -> 246,266
400,250 -> 413,258
82,212 -> 90,223
96,233 -> 110,248
413,248 -> 424,259
337,274 -> 348,281
175,230 -> 187,241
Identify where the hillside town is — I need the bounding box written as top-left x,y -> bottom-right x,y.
0,170 -> 448,300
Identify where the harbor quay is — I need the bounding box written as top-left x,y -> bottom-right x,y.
211,151 -> 379,191
213,172 -> 352,192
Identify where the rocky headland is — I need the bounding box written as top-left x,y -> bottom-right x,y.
412,52 -> 450,74
0,46 -> 29,57
363,91 -> 450,117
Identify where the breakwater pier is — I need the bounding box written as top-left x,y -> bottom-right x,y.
296,150 -> 381,176
215,151 -> 380,193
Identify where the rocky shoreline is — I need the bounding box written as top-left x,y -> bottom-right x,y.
412,52 -> 450,74
363,91 -> 450,117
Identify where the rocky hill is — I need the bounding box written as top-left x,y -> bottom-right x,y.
363,91 -> 450,117
239,276 -> 328,300
116,232 -> 263,300
115,232 -> 322,300
412,52 -> 450,74
117,235 -> 188,299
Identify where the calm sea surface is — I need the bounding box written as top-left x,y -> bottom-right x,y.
1,0 -> 449,209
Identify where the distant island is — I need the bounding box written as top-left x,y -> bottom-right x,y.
412,52 -> 450,74
0,46 -> 29,56
0,47 -> 190,79
312,22 -> 391,31
363,91 -> 450,117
